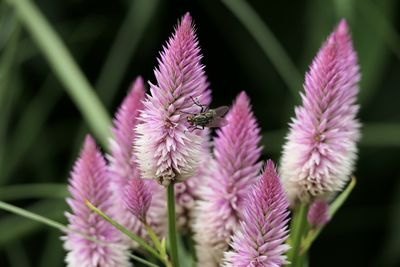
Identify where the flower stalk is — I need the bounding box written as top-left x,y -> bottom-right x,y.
288,203 -> 309,267
167,183 -> 180,267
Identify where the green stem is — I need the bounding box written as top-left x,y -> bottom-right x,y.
5,0 -> 111,148
167,183 -> 180,267
288,203 -> 309,267
145,223 -> 163,253
86,200 -> 163,262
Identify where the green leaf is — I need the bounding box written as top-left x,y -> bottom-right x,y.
262,123 -> 400,155
0,183 -> 67,201
353,0 -> 396,105
221,0 -> 302,101
5,0 -> 112,148
361,123 -> 400,147
0,200 -> 67,246
95,0 -> 160,104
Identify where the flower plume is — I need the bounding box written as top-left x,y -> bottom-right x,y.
134,12 -> 211,186
194,91 -> 262,266
64,135 -> 130,267
280,20 -> 361,204
123,177 -> 152,222
108,77 -> 167,243
223,160 -> 290,267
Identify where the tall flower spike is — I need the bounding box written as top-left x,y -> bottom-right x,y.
194,91 -> 262,266
108,77 -> 167,244
64,135 -> 131,267
134,12 -> 211,186
223,160 -> 290,267
280,20 -> 361,204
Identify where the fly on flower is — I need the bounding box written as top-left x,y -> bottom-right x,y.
185,97 -> 229,132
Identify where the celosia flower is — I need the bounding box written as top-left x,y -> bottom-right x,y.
108,77 -> 167,243
64,135 -> 130,267
223,160 -> 290,267
307,200 -> 330,227
108,77 -> 145,234
123,177 -> 152,223
134,12 -> 211,186
280,20 -> 361,204
194,91 -> 262,266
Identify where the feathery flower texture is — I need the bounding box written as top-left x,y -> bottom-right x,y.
194,92 -> 262,266
307,200 -> 330,227
64,136 -> 130,267
223,160 -> 290,267
108,77 -> 166,242
134,13 -> 211,186
280,20 -> 361,203
123,177 -> 152,223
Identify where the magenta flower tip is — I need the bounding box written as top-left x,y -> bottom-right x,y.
280,20 -> 361,204
64,135 -> 130,267
134,13 -> 211,186
307,200 -> 330,227
223,160 -> 290,267
123,177 -> 152,222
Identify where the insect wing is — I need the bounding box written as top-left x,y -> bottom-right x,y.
213,106 -> 229,117
206,117 -> 228,128
206,106 -> 229,128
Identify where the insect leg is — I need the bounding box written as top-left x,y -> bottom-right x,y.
190,96 -> 207,113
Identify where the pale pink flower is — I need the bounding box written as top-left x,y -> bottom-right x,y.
280,20 -> 361,204
64,135 -> 130,267
223,160 -> 290,267
134,13 -> 211,186
194,92 -> 262,266
307,200 -> 330,227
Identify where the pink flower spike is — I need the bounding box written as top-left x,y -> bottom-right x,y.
194,91 -> 262,266
109,76 -> 145,185
134,12 -> 211,186
123,177 -> 152,223
307,200 -> 330,227
108,77 -> 167,245
223,160 -> 290,267
280,19 -> 361,204
64,135 -> 131,267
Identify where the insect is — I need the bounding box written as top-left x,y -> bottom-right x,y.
184,97 -> 229,131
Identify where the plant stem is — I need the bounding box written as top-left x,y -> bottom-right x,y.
167,183 -> 179,267
288,203 -> 309,267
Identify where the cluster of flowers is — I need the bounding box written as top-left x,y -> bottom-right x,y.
63,12 -> 360,267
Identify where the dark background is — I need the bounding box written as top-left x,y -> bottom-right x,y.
0,0 -> 400,266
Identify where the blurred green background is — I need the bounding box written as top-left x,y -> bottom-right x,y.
0,0 -> 399,266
